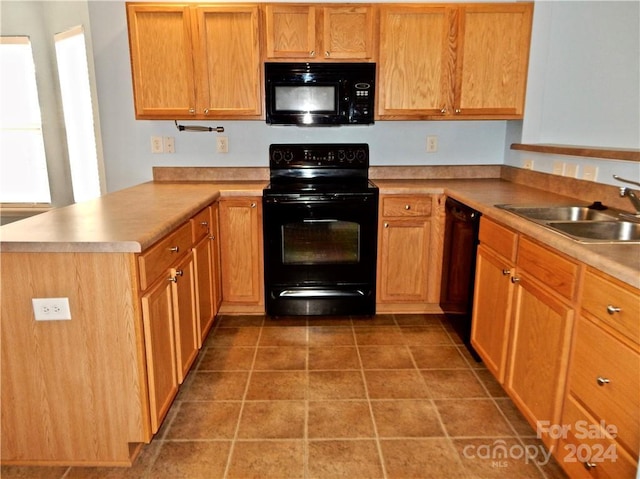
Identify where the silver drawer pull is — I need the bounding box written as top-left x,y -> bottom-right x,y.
175,269 -> 184,277
502,269 -> 511,276
583,461 -> 597,470
596,376 -> 610,386
606,304 -> 621,315
251,202 -> 257,208
200,221 -> 208,227
404,204 -> 411,210
168,276 -> 178,283
169,246 -> 179,253
384,222 -> 389,228
511,277 -> 520,283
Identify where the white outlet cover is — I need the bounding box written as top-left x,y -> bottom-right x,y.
32,298 -> 72,321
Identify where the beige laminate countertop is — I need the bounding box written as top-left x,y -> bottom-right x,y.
375,178 -> 640,289
1,178 -> 638,288
0,181 -> 266,253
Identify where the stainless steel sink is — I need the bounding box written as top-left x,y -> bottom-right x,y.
546,221 -> 640,243
496,203 -> 640,243
496,204 -> 617,222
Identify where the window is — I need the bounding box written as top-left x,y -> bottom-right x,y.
55,26 -> 102,203
0,36 -> 51,204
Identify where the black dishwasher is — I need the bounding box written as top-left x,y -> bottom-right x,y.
440,197 -> 481,360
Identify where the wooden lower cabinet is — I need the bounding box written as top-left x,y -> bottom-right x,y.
141,276 -> 178,434
376,194 -> 444,312
171,252 -> 198,383
218,196 -> 264,312
471,217 -> 579,451
505,273 -> 574,449
470,243 -> 514,381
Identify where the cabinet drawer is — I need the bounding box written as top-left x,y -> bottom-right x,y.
139,222 -> 192,290
569,317 -> 639,455
557,396 -> 638,479
517,236 -> 579,301
581,268 -> 639,344
381,195 -> 432,217
478,217 -> 517,262
191,206 -> 211,243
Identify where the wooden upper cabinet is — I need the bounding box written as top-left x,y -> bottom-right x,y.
378,5 -> 453,117
378,2 -> 533,119
194,6 -> 262,117
456,4 -> 533,116
127,4 -> 197,118
264,4 -> 374,61
126,3 -> 262,119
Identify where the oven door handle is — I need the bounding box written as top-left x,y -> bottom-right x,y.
302,219 -> 338,223
278,289 -> 366,298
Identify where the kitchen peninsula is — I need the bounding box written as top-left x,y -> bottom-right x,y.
1,169 -> 638,469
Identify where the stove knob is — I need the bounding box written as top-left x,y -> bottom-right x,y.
271,150 -> 283,164
346,150 -> 356,162
356,149 -> 366,163
284,150 -> 294,163
337,150 -> 346,162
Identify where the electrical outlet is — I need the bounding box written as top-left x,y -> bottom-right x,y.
552,161 -> 565,176
564,163 -> 579,178
216,136 -> 229,153
426,135 -> 438,153
163,136 -> 175,154
151,136 -> 163,154
583,165 -> 598,181
523,159 -> 534,170
32,298 -> 72,321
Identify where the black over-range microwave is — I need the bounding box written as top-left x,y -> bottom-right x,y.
265,62 -> 376,126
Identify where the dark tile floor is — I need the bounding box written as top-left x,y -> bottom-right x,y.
1,314 -> 569,479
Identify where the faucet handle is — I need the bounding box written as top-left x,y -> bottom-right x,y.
613,174 -> 640,188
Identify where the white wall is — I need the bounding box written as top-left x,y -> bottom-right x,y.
507,1 -> 640,186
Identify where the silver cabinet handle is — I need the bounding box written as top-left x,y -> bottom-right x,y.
511,277 -> 520,283
405,205 -> 411,210
251,202 -> 256,208
325,51 -> 330,57
203,108 -> 209,115
310,50 -> 315,57
583,461 -> 597,470
606,304 -> 621,315
189,108 -> 195,115
169,246 -> 179,253
209,235 -> 216,240
200,221 -> 208,227
175,269 -> 184,277
168,276 -> 177,283
455,109 -> 461,114
502,269 -> 511,276
440,108 -> 447,114
596,376 -> 610,386
384,223 -> 389,228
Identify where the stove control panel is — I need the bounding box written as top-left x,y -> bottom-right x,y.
270,143 -> 369,168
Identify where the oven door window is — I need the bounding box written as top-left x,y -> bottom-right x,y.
282,219 -> 359,264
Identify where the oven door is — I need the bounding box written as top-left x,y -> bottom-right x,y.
263,193 -> 378,315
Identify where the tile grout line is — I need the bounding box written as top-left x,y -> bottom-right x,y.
221,321 -> 263,479
355,319 -> 389,479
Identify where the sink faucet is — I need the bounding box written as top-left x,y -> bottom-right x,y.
613,175 -> 640,217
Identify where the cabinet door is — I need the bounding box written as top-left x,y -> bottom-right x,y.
377,218 -> 431,303
378,5 -> 454,117
470,244 -> 514,382
193,235 -> 214,347
210,202 -> 223,313
264,4 -> 316,59
171,252 -> 198,384
194,6 -> 261,117
322,6 -> 374,59
141,277 -> 178,434
127,4 -> 197,118
219,197 -> 264,308
455,4 -> 532,116
506,275 -> 574,449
